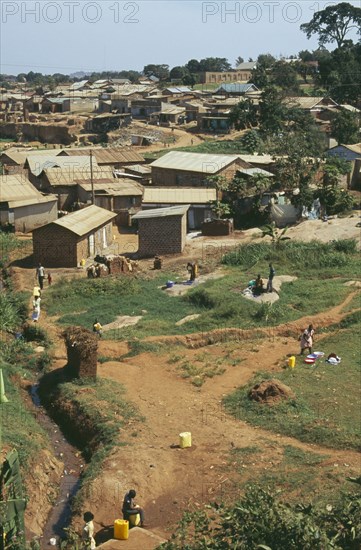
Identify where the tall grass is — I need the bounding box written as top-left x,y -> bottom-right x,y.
222,239 -> 359,276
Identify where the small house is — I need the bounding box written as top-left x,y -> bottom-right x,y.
142,187 -> 216,229
32,205 -> 117,267
214,83 -> 259,97
150,151 -> 250,186
327,143 -> 361,162
76,178 -> 143,226
132,205 -> 189,257
0,174 -> 57,232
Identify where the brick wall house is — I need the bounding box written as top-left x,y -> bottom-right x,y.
132,205 -> 189,258
32,205 -> 116,267
150,151 -> 249,187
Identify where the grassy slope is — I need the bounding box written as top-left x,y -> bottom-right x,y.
224,314 -> 361,451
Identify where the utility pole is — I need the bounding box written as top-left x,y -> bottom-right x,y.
90,149 -> 95,205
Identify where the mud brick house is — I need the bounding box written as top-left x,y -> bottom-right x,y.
199,62 -> 257,84
150,151 -> 251,187
32,205 -> 116,267
76,178 -> 143,226
132,205 -> 189,257
142,187 -> 216,229
0,174 -> 57,232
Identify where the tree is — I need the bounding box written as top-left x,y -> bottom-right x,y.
261,223 -> 290,246
258,87 -> 287,136
199,57 -> 232,72
251,64 -> 269,88
270,61 -> 300,94
228,99 -> 258,130
235,56 -> 244,67
331,110 -> 360,144
143,64 -> 169,80
239,130 -> 262,153
300,2 -> 361,49
169,66 -> 187,80
186,59 -> 201,73
208,200 -> 230,218
257,53 -> 276,68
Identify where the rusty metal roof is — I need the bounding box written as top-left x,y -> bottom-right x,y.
50,205 -> 116,236
44,165 -> 113,186
27,155 -> 94,177
76,178 -> 143,196
62,148 -> 145,165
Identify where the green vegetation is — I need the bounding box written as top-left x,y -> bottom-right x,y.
45,240 -> 360,341
158,485 -> 361,549
224,311 -> 361,450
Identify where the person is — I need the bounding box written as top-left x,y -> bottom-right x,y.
122,489 -> 145,527
187,261 -> 198,282
253,274 -> 264,296
33,285 -> 41,299
82,511 -> 96,549
93,319 -> 102,338
300,324 -> 315,355
36,263 -> 45,290
47,272 -> 52,286
32,296 -> 41,323
266,263 -> 275,293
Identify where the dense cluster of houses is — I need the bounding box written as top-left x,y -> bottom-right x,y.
1,72 -> 360,146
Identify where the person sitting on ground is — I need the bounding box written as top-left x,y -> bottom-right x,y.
93,319 -> 102,338
300,324 -> 315,355
253,274 -> 264,296
122,489 -> 145,527
82,511 -> 96,549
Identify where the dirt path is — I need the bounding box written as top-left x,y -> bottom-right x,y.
88,290 -> 361,540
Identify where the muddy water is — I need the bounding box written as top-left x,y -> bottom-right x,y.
30,385 -> 83,549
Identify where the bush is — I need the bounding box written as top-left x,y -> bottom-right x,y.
184,288 -> 217,309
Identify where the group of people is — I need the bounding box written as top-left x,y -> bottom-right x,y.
82,489 -> 145,548
251,263 -> 275,296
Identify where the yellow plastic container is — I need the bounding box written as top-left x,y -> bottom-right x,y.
129,513 -> 141,527
114,519 -> 129,540
288,356 -> 296,369
80,258 -> 86,267
179,432 -> 192,448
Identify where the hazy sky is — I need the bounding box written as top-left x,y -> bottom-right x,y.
1,1 -> 360,75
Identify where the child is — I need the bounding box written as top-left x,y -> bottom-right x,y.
47,272 -> 52,286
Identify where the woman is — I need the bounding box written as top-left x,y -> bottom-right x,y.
253,274 -> 264,296
300,324 -> 315,355
82,511 -> 96,549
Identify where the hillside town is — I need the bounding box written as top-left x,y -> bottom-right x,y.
0,2 -> 361,549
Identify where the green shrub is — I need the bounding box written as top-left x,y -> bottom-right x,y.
184,288 -> 217,309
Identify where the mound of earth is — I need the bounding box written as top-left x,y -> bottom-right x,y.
249,379 -> 295,405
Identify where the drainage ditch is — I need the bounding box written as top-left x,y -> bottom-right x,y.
30,384 -> 83,549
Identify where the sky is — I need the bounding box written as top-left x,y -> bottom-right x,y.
0,0 -> 360,75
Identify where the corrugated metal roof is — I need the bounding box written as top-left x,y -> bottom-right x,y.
215,83 -> 258,94
44,166 -> 113,186
150,151 -> 240,173
132,205 -> 190,220
165,87 -> 192,94
237,168 -> 274,177
1,148 -> 63,166
143,187 -> 216,204
76,178 -> 143,196
63,148 -> 145,165
235,62 -> 257,70
27,155 -> 94,176
285,97 -> 339,109
238,154 -> 276,165
0,174 -> 57,205
124,164 -> 151,174
49,205 -> 116,236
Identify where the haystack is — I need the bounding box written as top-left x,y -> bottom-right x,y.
63,326 -> 98,379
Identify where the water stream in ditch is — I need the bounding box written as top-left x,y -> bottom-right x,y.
30,384 -> 83,549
